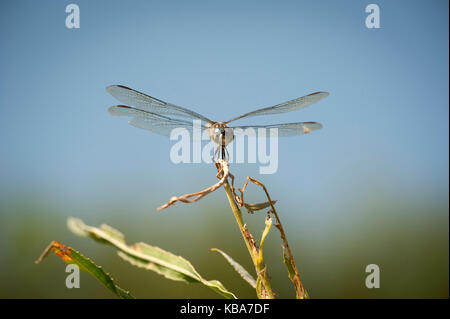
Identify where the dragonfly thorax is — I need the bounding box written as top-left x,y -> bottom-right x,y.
206,122 -> 234,146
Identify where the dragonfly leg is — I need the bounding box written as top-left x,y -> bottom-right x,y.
213,146 -> 219,162
224,147 -> 229,162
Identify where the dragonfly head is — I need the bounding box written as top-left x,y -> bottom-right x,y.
206,122 -> 234,147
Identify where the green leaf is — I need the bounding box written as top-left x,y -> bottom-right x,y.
210,248 -> 256,288
244,200 -> 277,213
35,241 -> 134,299
67,217 -> 237,299
258,216 -> 272,262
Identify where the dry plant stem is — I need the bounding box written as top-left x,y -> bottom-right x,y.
157,160 -> 230,210
223,180 -> 275,299
35,241 -> 57,264
223,181 -> 254,257
240,177 -> 309,299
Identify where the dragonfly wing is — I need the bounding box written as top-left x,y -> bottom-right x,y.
109,105 -> 204,136
231,122 -> 322,137
226,92 -> 328,123
106,85 -> 213,123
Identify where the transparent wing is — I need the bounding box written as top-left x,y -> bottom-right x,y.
231,122 -> 322,137
225,92 -> 328,123
109,105 -> 206,136
106,85 -> 213,123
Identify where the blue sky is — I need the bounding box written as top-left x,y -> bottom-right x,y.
0,0 -> 448,216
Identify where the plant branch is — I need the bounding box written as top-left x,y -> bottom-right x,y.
235,176 -> 309,299
158,160 -> 230,210
223,180 -> 275,299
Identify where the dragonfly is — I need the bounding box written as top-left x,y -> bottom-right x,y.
107,85 -> 328,160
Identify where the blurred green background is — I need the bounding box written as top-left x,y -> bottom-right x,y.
0,171 -> 448,298
0,0 -> 448,298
